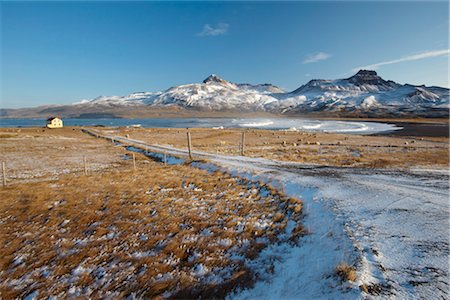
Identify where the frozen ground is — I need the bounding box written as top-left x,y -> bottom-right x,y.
88,130 -> 450,299
231,165 -> 449,299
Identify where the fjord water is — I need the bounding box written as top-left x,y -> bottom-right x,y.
0,118 -> 400,134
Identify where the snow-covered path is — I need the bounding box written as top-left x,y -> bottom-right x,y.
86,130 -> 450,299
197,152 -> 449,299
260,166 -> 449,299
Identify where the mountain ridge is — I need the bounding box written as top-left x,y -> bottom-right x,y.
1,71 -> 448,118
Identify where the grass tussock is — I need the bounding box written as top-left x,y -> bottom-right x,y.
335,262 -> 357,282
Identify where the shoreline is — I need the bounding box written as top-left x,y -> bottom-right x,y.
1,114 -> 448,122
372,121 -> 449,138
1,119 -> 448,138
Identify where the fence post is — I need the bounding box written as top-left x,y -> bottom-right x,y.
240,131 -> 246,156
84,156 -> 88,175
187,130 -> 193,160
2,162 -> 6,187
132,153 -> 136,170
164,151 -> 167,165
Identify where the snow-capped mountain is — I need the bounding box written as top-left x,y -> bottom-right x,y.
77,74 -> 281,111
73,91 -> 162,107
4,71 -> 447,118
272,70 -> 449,115
150,74 -> 279,111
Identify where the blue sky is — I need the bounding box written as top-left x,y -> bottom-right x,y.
1,1 -> 449,108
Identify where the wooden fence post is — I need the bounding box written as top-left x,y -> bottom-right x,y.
84,156 -> 88,175
240,131 -> 246,156
187,130 -> 193,160
132,153 -> 136,170
2,162 -> 6,187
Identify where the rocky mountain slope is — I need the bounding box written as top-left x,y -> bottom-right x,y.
2,70 -> 448,118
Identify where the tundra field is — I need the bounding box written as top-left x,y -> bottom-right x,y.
0,125 -> 448,299
98,125 -> 448,170
0,127 -> 305,299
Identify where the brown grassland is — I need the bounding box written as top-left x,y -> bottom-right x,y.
2,123 -> 446,298
98,127 -> 449,170
0,127 -> 126,183
0,128 -> 304,299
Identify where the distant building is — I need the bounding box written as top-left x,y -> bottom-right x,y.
46,117 -> 63,129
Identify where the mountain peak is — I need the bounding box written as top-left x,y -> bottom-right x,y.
355,69 -> 378,76
203,74 -> 229,84
347,70 -> 381,82
305,79 -> 329,86
345,69 -> 397,89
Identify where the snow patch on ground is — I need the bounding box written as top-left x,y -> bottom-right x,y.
89,130 -> 450,299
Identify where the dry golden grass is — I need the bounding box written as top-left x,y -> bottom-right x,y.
100,127 -> 449,170
0,127 -> 128,184
335,263 -> 357,282
0,129 -> 303,299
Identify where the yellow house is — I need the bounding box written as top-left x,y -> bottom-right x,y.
46,117 -> 63,129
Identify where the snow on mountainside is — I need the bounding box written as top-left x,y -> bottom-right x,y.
72,71 -> 449,116
151,74 -> 278,111
73,92 -> 161,107
270,70 -> 449,116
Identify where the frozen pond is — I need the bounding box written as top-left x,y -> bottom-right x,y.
0,117 -> 401,134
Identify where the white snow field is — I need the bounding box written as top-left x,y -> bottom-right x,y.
87,130 -> 450,299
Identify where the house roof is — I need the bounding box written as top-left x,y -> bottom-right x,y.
47,117 -> 60,121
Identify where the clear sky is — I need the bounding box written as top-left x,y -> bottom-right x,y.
1,1 -> 449,108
